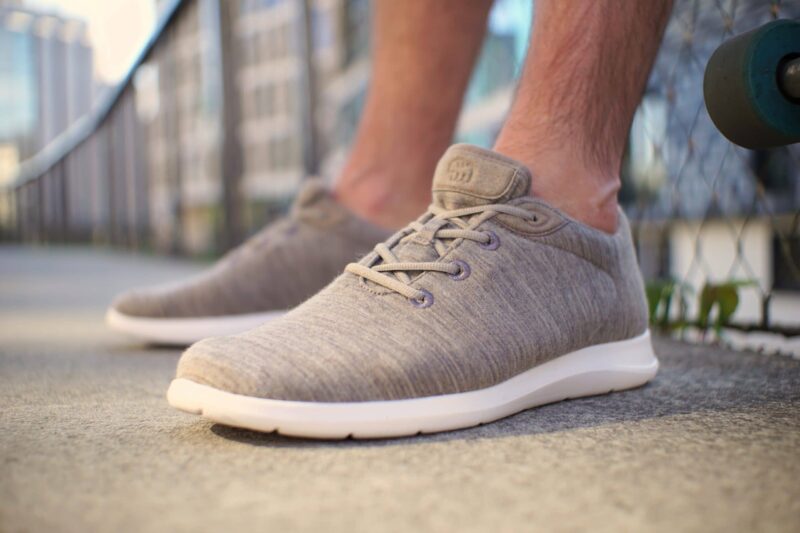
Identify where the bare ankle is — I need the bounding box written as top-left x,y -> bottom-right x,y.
532,177 -> 621,234
559,197 -> 619,234
334,170 -> 431,230
492,141 -> 621,233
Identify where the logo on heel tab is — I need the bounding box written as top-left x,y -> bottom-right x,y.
446,157 -> 474,184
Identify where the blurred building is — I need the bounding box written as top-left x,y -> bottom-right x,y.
135,1 -> 211,254
0,4 -> 94,185
235,0 -> 305,226
130,0 -> 370,255
235,0 -> 373,222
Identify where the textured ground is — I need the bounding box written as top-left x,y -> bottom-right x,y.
1,244 -> 799,533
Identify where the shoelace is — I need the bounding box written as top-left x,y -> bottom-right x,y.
345,203 -> 537,307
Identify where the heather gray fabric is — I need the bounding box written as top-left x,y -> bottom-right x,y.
176,144 -> 649,402
111,181 -> 391,318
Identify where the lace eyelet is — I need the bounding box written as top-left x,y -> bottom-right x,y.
479,230 -> 500,250
410,289 -> 434,309
448,260 -> 471,281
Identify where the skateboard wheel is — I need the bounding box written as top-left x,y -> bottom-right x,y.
703,19 -> 800,149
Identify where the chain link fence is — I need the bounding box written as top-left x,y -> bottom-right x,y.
624,0 -> 799,354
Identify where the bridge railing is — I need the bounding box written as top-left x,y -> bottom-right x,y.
2,0 -> 190,249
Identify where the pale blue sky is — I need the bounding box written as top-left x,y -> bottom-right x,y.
25,0 -> 157,83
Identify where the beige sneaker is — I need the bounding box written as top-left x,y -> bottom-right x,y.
168,145 -> 658,438
106,181 -> 391,345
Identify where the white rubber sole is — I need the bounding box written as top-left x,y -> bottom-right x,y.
106,308 -> 286,345
167,330 -> 658,439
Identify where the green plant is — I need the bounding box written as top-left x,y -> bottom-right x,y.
645,279 -> 693,332
697,280 -> 757,336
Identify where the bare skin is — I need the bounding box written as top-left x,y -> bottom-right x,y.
336,0 -> 673,234
494,0 -> 674,233
334,0 -> 494,229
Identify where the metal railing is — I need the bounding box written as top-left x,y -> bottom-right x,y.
2,0 -> 190,248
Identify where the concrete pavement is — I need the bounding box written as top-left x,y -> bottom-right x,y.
1,244 -> 799,533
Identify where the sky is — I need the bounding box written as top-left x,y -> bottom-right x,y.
25,0 -> 157,83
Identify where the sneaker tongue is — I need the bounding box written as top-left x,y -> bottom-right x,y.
369,145 -> 532,273
432,144 -> 532,210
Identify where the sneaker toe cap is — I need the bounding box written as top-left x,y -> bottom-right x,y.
175,334 -> 362,401
175,336 -> 273,397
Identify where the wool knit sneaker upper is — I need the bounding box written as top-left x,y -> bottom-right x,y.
168,144 -> 658,439
106,181 -> 391,345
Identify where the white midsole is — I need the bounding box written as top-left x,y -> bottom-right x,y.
167,330 -> 658,439
106,308 -> 286,345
